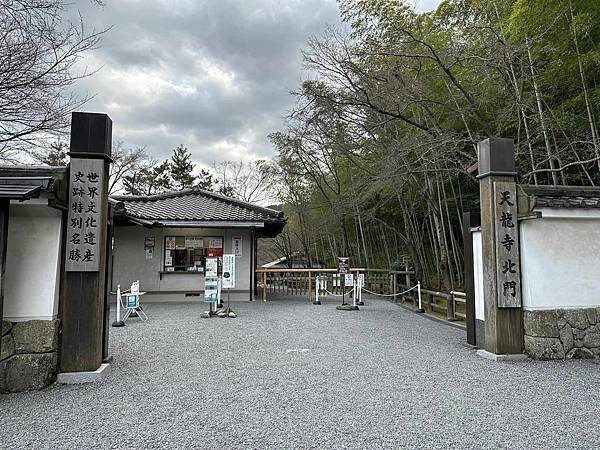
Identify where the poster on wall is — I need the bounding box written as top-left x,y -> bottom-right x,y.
207,237 -> 224,257
165,237 -> 175,250
165,250 -> 173,267
144,236 -> 155,259
232,236 -> 242,257
222,254 -> 235,289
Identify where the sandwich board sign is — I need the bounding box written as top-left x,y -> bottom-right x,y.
222,254 -> 235,289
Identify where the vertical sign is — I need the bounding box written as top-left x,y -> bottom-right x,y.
222,254 -> 235,289
344,274 -> 354,287
493,181 -> 521,308
65,159 -> 105,271
338,257 -> 349,274
232,236 -> 242,257
204,257 -> 219,302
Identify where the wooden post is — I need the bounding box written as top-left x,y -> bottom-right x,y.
463,211 -> 480,346
307,270 -> 312,303
0,199 -> 10,361
478,138 -> 523,355
447,294 -> 456,321
60,112 -> 112,373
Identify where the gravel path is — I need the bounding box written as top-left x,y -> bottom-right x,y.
1,296 -> 599,449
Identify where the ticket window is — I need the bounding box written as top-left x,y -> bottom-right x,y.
163,236 -> 222,272
164,236 -> 205,272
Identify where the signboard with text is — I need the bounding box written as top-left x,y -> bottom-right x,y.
232,236 -> 242,256
338,257 -> 350,274
65,158 -> 105,271
222,254 -> 235,289
493,181 -> 521,308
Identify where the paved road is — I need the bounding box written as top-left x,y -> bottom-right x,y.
1,296 -> 599,449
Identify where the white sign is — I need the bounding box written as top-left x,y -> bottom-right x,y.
208,238 -> 223,249
358,274 -> 364,288
222,254 -> 236,289
344,274 -> 354,287
205,257 -> 218,277
232,236 -> 242,256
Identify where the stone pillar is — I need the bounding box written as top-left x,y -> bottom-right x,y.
477,139 -> 524,357
60,112 -> 112,373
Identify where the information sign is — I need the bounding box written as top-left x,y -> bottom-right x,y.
205,258 -> 218,277
358,274 -> 364,288
222,254 -> 235,289
344,274 -> 354,287
204,277 -> 219,302
232,236 -> 242,256
338,257 -> 350,274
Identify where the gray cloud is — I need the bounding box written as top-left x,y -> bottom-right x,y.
69,0 -> 440,168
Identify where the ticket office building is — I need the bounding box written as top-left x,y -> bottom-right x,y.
111,188 -> 286,302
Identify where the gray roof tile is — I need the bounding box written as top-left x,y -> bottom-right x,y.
522,185 -> 600,209
111,188 -> 285,223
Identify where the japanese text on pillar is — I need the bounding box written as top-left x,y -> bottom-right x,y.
65,159 -> 104,271
494,182 -> 521,307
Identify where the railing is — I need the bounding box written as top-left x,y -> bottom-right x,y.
254,268 -> 466,323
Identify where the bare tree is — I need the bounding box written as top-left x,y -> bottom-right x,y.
108,141 -> 154,194
212,159 -> 275,204
0,0 -> 106,161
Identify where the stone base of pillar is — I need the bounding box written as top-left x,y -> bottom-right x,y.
476,349 -> 528,362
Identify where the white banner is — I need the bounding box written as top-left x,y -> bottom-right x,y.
222,254 -> 235,289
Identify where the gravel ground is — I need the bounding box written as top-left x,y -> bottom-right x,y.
1,296 -> 599,449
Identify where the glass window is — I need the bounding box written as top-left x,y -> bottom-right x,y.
163,236 -> 222,272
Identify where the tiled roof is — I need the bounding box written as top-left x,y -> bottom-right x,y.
111,188 -> 286,224
522,185 -> 600,209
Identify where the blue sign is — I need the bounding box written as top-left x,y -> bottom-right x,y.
127,295 -> 139,308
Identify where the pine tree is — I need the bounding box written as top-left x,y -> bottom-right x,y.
196,168 -> 214,191
170,145 -> 197,190
123,160 -> 173,196
32,140 -> 69,166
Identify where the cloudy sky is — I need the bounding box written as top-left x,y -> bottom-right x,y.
71,0 -> 441,168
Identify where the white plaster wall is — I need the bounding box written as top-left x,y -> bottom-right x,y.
472,230 -> 485,321
520,211 -> 600,310
4,203 -> 63,321
112,226 -> 252,301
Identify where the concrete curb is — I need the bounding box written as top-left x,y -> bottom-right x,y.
56,363 -> 110,384
476,349 -> 529,362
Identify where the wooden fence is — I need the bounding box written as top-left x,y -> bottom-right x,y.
254,268 -> 466,323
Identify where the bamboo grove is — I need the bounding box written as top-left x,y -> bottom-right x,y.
267,0 -> 600,290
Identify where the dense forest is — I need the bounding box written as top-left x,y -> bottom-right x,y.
266,0 -> 600,290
